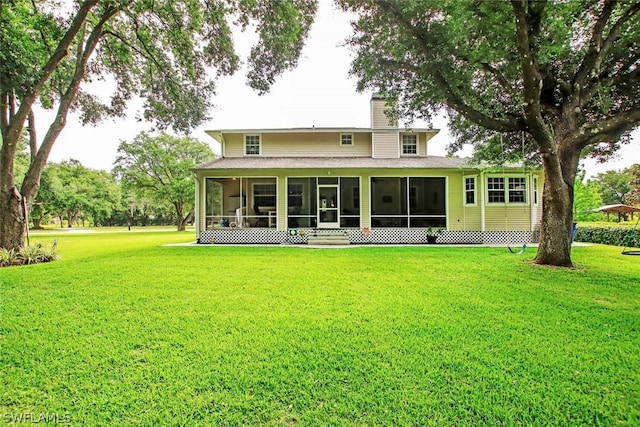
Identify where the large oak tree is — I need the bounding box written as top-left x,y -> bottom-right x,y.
341,0 -> 640,266
113,132 -> 213,231
1,0 -> 317,251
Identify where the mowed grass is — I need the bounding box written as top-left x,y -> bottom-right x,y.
1,231 -> 639,426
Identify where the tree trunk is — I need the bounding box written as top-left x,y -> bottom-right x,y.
0,191 -> 27,251
174,201 -> 186,231
178,210 -> 194,231
534,179 -> 574,267
32,217 -> 43,229
534,141 -> 580,267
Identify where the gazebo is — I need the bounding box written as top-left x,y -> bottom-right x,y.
597,204 -> 640,221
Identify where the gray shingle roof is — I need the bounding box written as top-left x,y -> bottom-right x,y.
193,156 -> 473,171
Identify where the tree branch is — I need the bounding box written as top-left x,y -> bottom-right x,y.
4,0 -> 98,146
576,110 -> 640,148
452,52 -> 515,92
573,0 -> 616,89
376,0 -> 526,132
510,0 -> 553,148
27,109 -> 37,163
596,2 -> 640,75
23,4 -> 121,200
0,92 -> 8,138
580,52 -> 640,108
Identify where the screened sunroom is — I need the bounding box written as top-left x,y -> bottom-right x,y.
204,177 -> 277,229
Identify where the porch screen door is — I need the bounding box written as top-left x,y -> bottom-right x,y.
318,185 -> 339,228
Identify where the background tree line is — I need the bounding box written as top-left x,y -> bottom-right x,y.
14,132 -> 214,230
574,164 -> 640,222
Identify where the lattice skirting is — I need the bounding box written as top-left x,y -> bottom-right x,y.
198,229 -> 540,245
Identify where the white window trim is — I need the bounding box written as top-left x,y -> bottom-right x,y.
401,133 -> 418,156
485,175 -> 529,205
463,175 -> 478,206
252,182 -> 277,209
340,133 -> 354,146
533,176 -> 539,206
244,134 -> 261,156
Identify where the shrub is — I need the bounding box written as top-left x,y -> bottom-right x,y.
575,225 -> 640,247
0,248 -> 20,267
0,241 -> 59,268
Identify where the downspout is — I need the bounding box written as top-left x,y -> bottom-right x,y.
529,172 -> 534,232
462,169 -> 467,231
480,170 -> 486,233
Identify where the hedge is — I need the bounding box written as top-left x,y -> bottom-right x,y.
574,225 -> 640,248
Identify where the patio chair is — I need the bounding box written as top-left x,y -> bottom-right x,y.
253,204 -> 268,228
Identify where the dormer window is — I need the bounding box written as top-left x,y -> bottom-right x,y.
402,134 -> 417,155
244,134 -> 261,156
340,133 -> 353,146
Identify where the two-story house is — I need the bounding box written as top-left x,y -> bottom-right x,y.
193,95 -> 542,244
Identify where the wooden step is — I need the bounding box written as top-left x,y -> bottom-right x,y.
307,230 -> 350,246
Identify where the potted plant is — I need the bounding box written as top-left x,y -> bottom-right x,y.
426,226 -> 443,244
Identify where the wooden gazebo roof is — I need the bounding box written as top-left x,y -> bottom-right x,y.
596,204 -> 640,221
597,204 -> 640,214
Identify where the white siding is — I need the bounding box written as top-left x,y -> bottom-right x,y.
263,133 -> 371,157
223,132 -> 371,158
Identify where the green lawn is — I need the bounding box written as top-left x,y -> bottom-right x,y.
1,232 -> 639,425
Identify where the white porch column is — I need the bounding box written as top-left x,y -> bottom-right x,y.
194,173 -> 201,238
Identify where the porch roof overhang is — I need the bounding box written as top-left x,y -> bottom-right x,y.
193,156 -> 472,172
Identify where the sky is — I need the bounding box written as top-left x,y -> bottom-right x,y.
44,0 -> 639,178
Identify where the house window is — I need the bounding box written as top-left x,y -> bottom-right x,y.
533,176 -> 539,205
487,177 -> 506,203
487,176 -> 528,204
401,134 -> 417,155
340,133 -> 353,146
253,183 -> 276,207
244,134 -> 261,156
509,177 -> 527,203
464,177 -> 476,205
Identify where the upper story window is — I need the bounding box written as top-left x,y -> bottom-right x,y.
340,133 -> 353,146
487,176 -> 528,204
244,134 -> 261,156
464,176 -> 476,205
401,134 -> 417,155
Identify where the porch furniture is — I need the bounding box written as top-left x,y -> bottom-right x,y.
268,210 -> 276,228
253,205 -> 268,228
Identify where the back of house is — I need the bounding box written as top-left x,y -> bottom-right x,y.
193,95 -> 543,244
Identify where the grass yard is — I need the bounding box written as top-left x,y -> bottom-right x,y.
1,232 -> 639,425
